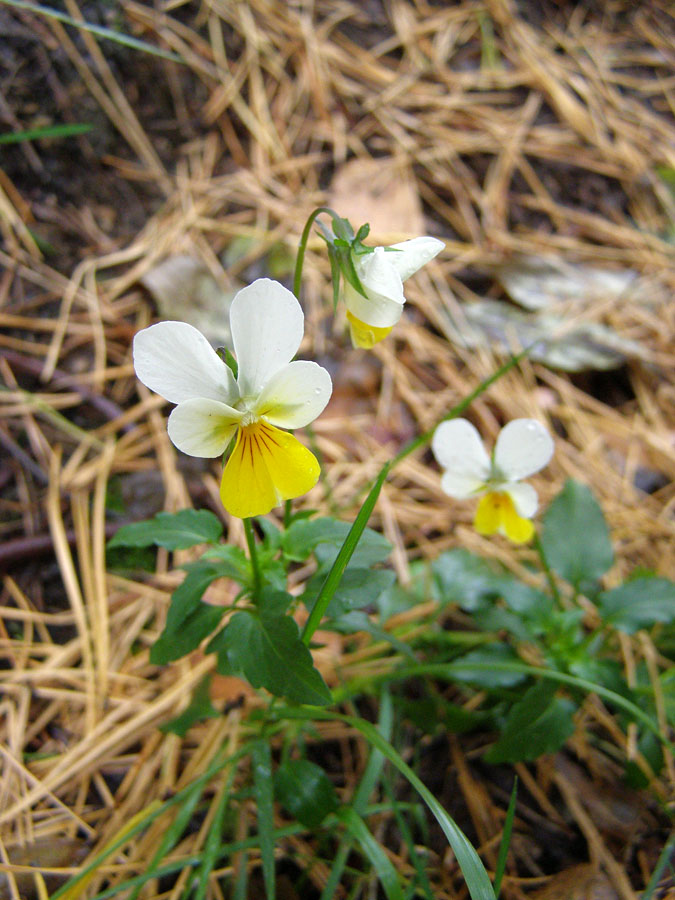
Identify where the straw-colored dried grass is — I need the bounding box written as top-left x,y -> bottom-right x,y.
1,0 -> 674,897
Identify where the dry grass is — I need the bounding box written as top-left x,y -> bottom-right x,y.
1,0 -> 674,897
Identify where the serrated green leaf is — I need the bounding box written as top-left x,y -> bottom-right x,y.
283,517 -> 391,566
200,544 -> 251,583
150,561 -> 232,664
217,606 -> 331,705
485,681 -> 576,763
596,578 -> 675,633
109,509 -> 223,550
160,676 -> 219,737
451,644 -> 528,688
274,759 -> 339,828
541,480 -> 613,589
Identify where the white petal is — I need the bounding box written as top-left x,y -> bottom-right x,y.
230,279 -> 304,397
255,361 -> 332,429
431,419 -> 491,487
167,399 -> 241,457
440,470 -> 486,499
356,247 -> 406,305
387,236 -> 444,282
505,482 -> 538,518
343,282 -> 404,329
494,419 -> 554,481
133,321 -> 237,404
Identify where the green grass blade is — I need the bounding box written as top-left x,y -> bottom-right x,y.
252,740 -> 276,900
50,742 -> 254,899
0,123 -> 93,145
191,776 -> 233,900
0,0 -> 182,61
336,806 -> 405,900
127,779 -> 205,900
642,832 -> 675,900
382,773 -> 434,900
320,692 -> 393,900
493,777 -> 517,897
277,707 -> 496,900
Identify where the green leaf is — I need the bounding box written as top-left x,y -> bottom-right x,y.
485,681 -> 576,763
216,346 -> 238,379
252,741 -> 276,900
160,676 -> 219,737
200,544 -> 251,583
329,610 -> 418,661
596,578 -> 675,634
335,806 -> 404,900
274,759 -> 339,828
150,561 -> 230,664
354,223 -> 371,243
451,644 -> 528,688
541,480 -> 613,589
283,517 -> 391,566
303,568 -> 395,618
109,509 -> 223,550
330,215 -> 355,242
216,604 -> 331,705
432,550 -> 503,611
395,695 -> 492,735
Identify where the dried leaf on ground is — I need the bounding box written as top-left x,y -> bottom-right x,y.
443,299 -> 649,371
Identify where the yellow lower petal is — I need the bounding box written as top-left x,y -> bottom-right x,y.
474,492 -> 534,544
219,421 -> 320,518
346,311 -> 394,349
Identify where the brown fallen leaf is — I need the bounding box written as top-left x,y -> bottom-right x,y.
530,863 -> 620,900
328,157 -> 425,242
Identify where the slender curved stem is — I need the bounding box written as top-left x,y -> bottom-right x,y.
293,206 -> 340,299
301,349 -> 530,647
532,531 -> 562,606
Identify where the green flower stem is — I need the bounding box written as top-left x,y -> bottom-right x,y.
301,463 -> 391,645
390,348 -> 530,469
293,206 -> 341,299
301,349 -> 531,648
243,518 -> 262,600
532,531 -> 562,607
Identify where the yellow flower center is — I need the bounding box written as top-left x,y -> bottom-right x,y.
219,421 -> 320,519
473,491 -> 534,544
346,311 -> 394,349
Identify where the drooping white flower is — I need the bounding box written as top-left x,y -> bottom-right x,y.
133,278 -> 332,519
344,236 -> 444,348
431,418 -> 554,543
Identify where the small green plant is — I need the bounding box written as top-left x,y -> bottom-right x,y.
65,207 -> 674,899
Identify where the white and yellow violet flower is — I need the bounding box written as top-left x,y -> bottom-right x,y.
431,418 -> 554,543
344,236 -> 444,349
133,278 -> 332,519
